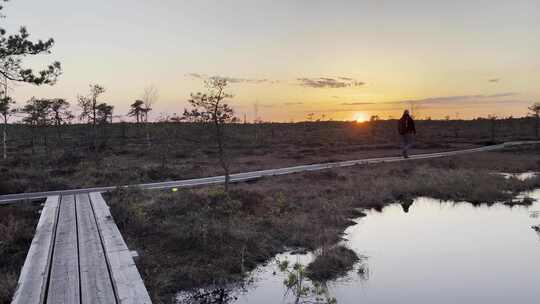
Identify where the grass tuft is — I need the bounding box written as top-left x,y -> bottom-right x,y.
306,246 -> 360,282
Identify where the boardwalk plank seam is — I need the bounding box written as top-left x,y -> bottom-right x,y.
90,192 -> 152,304
77,193 -> 117,304
12,194 -> 151,304
89,192 -> 121,303
46,195 -> 80,304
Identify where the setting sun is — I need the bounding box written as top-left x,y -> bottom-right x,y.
354,112 -> 368,123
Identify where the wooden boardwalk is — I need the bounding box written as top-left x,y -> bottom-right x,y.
4,140 -> 540,302
1,140 -> 539,205
11,193 -> 151,304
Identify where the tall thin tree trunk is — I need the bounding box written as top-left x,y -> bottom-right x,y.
2,118 -> 6,160
121,122 -> 126,139
31,126 -> 35,155
93,123 -> 97,150
56,121 -> 62,142
44,132 -> 49,156
93,99 -> 98,150
490,118 -> 496,142
144,111 -> 151,148
145,123 -> 151,149
215,118 -> 230,192
534,112 -> 540,138
92,99 -> 97,126
2,77 -> 7,160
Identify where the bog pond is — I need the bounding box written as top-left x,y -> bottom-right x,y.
226,189 -> 540,304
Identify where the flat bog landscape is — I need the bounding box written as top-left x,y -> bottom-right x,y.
1,1 -> 540,304
1,119 -> 538,195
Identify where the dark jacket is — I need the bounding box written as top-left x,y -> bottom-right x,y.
398,115 -> 416,135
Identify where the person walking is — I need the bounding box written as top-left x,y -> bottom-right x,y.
398,110 -> 416,158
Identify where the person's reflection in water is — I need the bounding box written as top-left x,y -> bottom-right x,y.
400,200 -> 413,213
357,262 -> 370,282
532,225 -> 540,242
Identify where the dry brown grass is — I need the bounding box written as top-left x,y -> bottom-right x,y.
3,119 -> 538,195
0,203 -> 41,304
107,146 -> 540,303
0,272 -> 18,304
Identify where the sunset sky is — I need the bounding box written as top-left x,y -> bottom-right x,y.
4,0 -> 540,122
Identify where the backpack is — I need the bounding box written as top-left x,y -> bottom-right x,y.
398,118 -> 407,135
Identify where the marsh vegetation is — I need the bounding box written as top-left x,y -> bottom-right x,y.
104,145 -> 540,303
2,118 -> 539,195
0,202 -> 41,304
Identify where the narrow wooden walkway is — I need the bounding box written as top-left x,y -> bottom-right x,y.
11,193 -> 151,304
1,140 -> 540,205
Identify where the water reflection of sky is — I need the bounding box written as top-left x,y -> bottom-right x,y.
499,172 -> 538,180
233,190 -> 540,304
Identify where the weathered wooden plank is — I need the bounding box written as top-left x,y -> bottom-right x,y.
11,196 -> 60,304
76,193 -> 116,304
46,195 -> 80,304
90,192 -> 152,304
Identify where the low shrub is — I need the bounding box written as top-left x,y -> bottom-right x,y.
306,246 -> 360,282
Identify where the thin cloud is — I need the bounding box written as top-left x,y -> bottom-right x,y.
298,77 -> 365,89
187,73 -> 204,79
340,102 -> 376,106
284,102 -> 304,106
428,99 -> 527,108
187,73 -> 276,84
213,76 -> 272,84
397,93 -> 518,105
486,93 -> 515,98
338,93 -> 521,109
489,78 -> 500,83
309,107 -> 405,113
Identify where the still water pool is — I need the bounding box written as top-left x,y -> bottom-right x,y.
233,189 -> 540,304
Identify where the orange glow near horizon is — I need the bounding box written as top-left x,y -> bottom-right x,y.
4,1 -> 539,122
354,112 -> 369,123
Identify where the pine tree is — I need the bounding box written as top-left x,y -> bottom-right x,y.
183,78 -> 235,191
0,0 -> 62,159
0,1 -> 61,84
